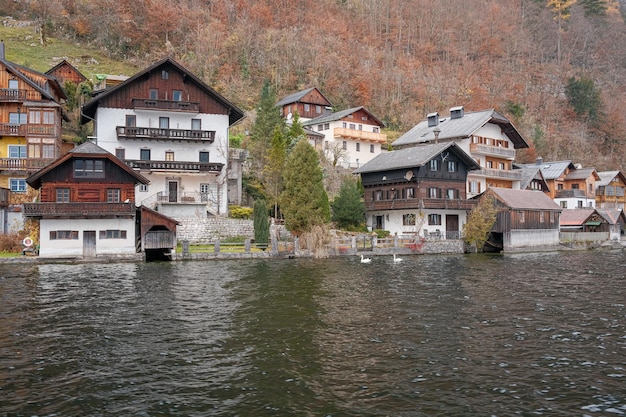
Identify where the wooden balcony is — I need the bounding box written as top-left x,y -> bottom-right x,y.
0,123 -> 56,137
132,98 -> 200,113
334,127 -> 387,143
125,159 -> 224,173
0,158 -> 55,171
555,189 -> 591,198
116,126 -> 215,142
0,89 -> 41,101
469,143 -> 516,159
365,198 -> 477,211
23,202 -> 136,218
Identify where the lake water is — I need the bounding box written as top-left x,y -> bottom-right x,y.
0,250 -> 625,416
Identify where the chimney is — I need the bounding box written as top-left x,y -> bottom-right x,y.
536,157 -> 543,165
427,112 -> 439,127
0,41 -> 4,60
450,106 -> 464,119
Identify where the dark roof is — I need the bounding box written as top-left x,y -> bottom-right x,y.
81,57 -> 245,126
596,171 -> 626,187
392,108 -> 528,149
276,87 -> 332,108
560,209 -> 596,226
26,141 -> 149,189
517,165 -> 549,191
564,167 -> 599,181
488,188 -> 561,211
596,209 -> 625,225
353,142 -> 480,174
516,160 -> 576,180
303,106 -> 385,128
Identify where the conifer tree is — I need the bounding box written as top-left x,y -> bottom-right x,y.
281,139 -> 330,236
253,199 -> 270,249
249,80 -> 285,170
331,177 -> 365,230
263,126 -> 287,218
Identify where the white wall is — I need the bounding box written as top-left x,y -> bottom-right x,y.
366,209 -> 467,237
39,218 -> 137,258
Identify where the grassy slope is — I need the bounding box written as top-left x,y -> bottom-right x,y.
0,24 -> 139,79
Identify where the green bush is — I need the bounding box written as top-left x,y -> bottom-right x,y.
373,229 -> 390,238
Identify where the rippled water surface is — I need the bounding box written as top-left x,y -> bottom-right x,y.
1,250 -> 625,416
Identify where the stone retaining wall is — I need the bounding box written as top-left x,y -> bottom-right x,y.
175,217 -> 289,243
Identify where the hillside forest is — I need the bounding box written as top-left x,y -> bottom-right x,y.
3,0 -> 626,172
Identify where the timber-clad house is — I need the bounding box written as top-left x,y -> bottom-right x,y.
354,142 -> 480,238
23,141 -> 178,259
0,42 -> 67,203
81,57 -> 245,218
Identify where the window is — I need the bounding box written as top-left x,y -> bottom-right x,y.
149,89 -> 158,99
191,119 -> 201,130
356,143 -> 360,152
8,79 -> 18,89
159,117 -> 169,129
499,162 -> 505,170
28,109 -> 55,125
578,200 -> 583,208
99,230 -> 127,239
540,212 -> 545,223
199,151 -> 209,162
375,190 -> 383,201
56,188 -> 70,202
42,145 -> 55,159
342,141 -> 347,150
125,115 -> 136,127
373,127 -> 379,133
200,183 -> 211,194
107,189 -> 121,203
9,112 -> 26,124
430,159 -> 440,171
161,70 -> 169,79
74,160 -> 104,178
403,213 -> 416,226
316,105 -> 322,114
342,122 -> 347,128
519,211 -> 525,223
9,145 -> 26,158
50,230 -> 78,240
446,189 -> 456,199
429,187 -> 439,198
349,123 -> 356,130
318,124 -> 324,131
10,178 -> 26,192
388,189 -> 398,200
370,144 -> 375,153
404,187 -> 415,199
139,184 -> 149,192
304,104 -> 310,112
165,151 -> 175,161
115,148 -> 125,160
172,90 -> 182,101
448,161 -> 457,172
140,149 -> 151,161
558,183 -> 564,190
571,184 -> 579,189
470,180 -> 480,194
324,123 -> 330,130
560,201 -> 568,209
428,214 -> 442,225
358,124 -> 363,131
487,161 -> 493,168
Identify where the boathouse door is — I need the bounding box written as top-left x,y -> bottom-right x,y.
83,230 -> 96,257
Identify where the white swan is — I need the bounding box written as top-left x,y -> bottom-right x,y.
360,254 -> 372,263
393,253 -> 403,263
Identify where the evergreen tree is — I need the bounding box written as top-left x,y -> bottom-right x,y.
281,139 -> 330,236
253,199 -> 270,248
580,0 -> 607,16
331,177 -> 365,230
249,80 -> 285,168
286,113 -> 306,151
263,126 -> 287,218
565,75 -> 603,125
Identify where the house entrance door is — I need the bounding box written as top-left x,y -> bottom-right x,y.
445,214 -> 459,239
374,215 -> 384,230
168,181 -> 178,202
83,230 -> 96,257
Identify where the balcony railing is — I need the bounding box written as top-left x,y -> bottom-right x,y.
0,89 -> 42,101
471,168 -> 522,180
116,126 -> 215,142
23,202 -> 136,218
132,98 -> 200,113
469,143 -> 516,159
334,127 -> 387,143
0,123 -> 56,137
126,160 -> 224,173
0,158 -> 55,171
365,198 -> 477,211
156,191 -> 212,204
555,189 -> 591,198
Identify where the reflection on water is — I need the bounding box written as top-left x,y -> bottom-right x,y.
0,250 -> 625,416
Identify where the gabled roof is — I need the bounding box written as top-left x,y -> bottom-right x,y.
303,106 -> 385,128
0,43 -> 66,102
516,165 -> 549,191
564,167 -> 600,181
81,57 -> 245,126
45,59 -> 87,83
596,209 -> 625,225
596,171 -> 626,187
26,141 -> 149,189
487,188 -> 561,211
276,87 -> 332,108
392,108 -> 528,149
560,208 -> 597,226
353,142 -> 480,174
517,160 -> 576,180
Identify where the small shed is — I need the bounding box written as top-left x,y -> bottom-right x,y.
139,206 -> 179,260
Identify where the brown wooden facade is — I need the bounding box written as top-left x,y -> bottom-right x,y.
277,87 -> 332,119
45,60 -> 87,86
596,171 -> 626,209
